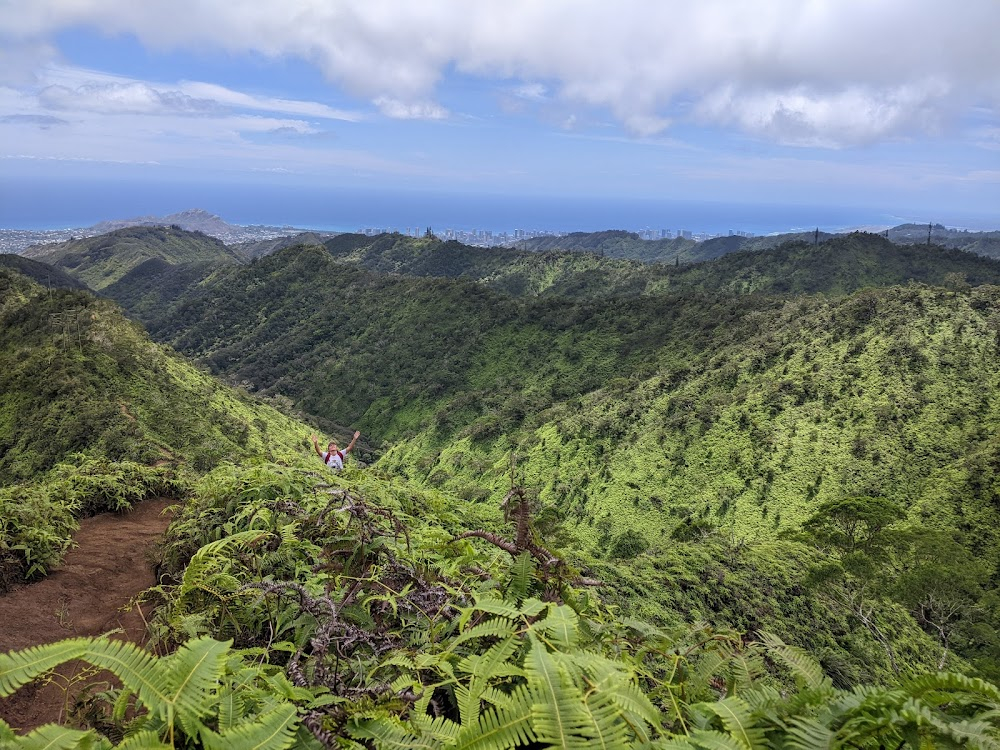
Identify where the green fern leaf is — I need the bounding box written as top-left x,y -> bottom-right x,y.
688,728 -> 751,750
349,717 -> 436,750
410,713 -> 461,743
757,632 -> 828,691
0,638 -> 89,697
163,637 -> 232,725
579,691 -> 633,749
446,618 -> 519,653
458,636 -> 524,684
784,716 -> 836,750
115,730 -> 172,749
78,639 -> 173,718
7,723 -> 107,750
217,686 -> 247,733
693,697 -> 766,750
0,718 -> 14,745
507,551 -> 534,603
532,605 -> 579,649
525,637 -> 594,749
454,685 -> 535,750
202,703 -> 299,750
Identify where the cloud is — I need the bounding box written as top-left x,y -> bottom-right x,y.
0,113 -> 68,128
177,81 -> 362,121
2,0 -> 998,145
373,96 -> 448,120
38,81 -> 221,115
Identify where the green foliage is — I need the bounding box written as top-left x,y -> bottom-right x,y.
21,225 -> 240,291
0,456 -> 178,590
0,635 -> 308,749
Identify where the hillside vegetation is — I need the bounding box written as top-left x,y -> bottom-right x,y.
0,265 -> 317,591
21,225 -> 242,290
4,230 -> 1000,746
320,231 -> 1000,298
76,234 -> 1000,679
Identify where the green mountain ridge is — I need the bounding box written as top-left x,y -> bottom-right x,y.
21,225 -> 242,290
4,235 -> 1000,745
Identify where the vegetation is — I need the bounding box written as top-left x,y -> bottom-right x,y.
6,463 -> 1000,748
21,225 -> 241,290
0,266 -> 315,591
3,221 -> 1000,747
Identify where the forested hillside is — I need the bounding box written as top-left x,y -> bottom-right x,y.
0,266 -> 318,594
318,232 -> 1000,298
67,233 -> 1000,679
4,229 -> 1000,746
20,225 -> 242,290
516,228 -> 836,262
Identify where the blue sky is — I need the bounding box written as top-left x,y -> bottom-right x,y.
1,0 -> 998,231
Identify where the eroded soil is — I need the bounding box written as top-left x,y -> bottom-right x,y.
0,498 -> 174,731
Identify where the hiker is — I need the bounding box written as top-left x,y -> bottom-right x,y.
311,431 -> 360,471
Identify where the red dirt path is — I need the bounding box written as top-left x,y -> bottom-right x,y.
0,499 -> 174,730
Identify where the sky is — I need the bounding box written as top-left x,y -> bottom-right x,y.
1,0 -> 998,232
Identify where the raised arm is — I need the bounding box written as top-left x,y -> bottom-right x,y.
344,430 -> 361,453
310,434 -> 323,457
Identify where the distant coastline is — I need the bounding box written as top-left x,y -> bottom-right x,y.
2,179 -> 997,236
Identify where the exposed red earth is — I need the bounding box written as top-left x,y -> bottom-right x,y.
0,499 -> 174,730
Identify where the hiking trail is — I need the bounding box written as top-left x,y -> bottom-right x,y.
0,498 -> 173,731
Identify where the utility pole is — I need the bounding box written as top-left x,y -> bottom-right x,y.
928,222 -> 932,246
814,227 -> 819,246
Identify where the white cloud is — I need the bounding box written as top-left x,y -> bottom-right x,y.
38,81 -> 221,115
373,96 -> 447,120
1,0 -> 998,143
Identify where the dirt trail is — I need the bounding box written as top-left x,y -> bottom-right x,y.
0,498 -> 174,731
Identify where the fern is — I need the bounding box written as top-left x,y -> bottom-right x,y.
507,551 -> 534,603
692,698 -> 767,750
201,703 -> 300,750
757,632 -> 829,691
0,638 -> 88,696
3,724 -> 107,750
525,637 -> 596,749
453,685 -> 536,750
532,605 -> 580,649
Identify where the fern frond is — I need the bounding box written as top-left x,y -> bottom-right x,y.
410,713 -> 461,743
79,639 -> 173,718
454,685 -> 535,750
904,671 -> 1000,704
0,638 -> 88,696
579,691 -> 633,749
467,594 -> 524,619
458,636 -> 523,684
349,717 -> 437,750
181,531 -> 271,593
783,716 -> 836,750
217,687 -> 247,733
115,730 -> 172,749
694,698 -> 766,750
757,632 -> 829,691
532,605 -> 579,649
507,552 -> 534,603
163,636 -> 232,724
202,703 -> 300,750
446,618 -> 519,653
526,637 -> 594,749
6,723 -> 106,750
688,728 -> 751,750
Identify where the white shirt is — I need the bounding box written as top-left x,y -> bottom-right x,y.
324,450 -> 345,471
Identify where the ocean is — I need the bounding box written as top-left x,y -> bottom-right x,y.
1,176 -> 993,235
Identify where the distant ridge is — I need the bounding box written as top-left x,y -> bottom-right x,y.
90,208 -> 234,236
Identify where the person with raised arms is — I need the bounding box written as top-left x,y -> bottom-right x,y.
311,431 -> 360,471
